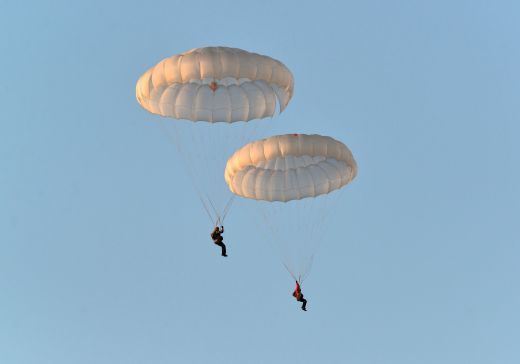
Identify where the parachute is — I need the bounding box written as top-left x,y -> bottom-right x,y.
136,46 -> 294,122
225,134 -> 357,202
136,47 -> 294,226
225,134 -> 357,281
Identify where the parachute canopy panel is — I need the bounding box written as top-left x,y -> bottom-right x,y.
136,47 -> 294,123
225,134 -> 357,202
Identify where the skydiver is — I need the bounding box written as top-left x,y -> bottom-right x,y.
211,225 -> 227,257
292,280 -> 307,311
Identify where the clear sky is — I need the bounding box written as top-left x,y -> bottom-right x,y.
1,1 -> 519,363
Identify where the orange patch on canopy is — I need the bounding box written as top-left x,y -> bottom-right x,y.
209,81 -> 218,92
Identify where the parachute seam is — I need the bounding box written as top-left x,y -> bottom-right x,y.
178,54 -> 185,83
316,162 -> 333,195
192,84 -> 204,121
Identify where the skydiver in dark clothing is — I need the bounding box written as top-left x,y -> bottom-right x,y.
292,281 -> 307,311
211,225 -> 227,257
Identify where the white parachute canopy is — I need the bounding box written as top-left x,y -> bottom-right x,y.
225,134 -> 357,281
225,134 -> 357,202
136,47 -> 294,226
136,46 -> 294,123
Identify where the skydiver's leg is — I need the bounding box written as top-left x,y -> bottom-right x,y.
300,297 -> 307,311
215,240 -> 227,257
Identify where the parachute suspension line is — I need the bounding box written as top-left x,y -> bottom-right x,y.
220,195 -> 235,225
186,166 -> 219,225
282,261 -> 297,282
286,195 -> 328,279
305,194 -> 332,270
199,195 -> 217,226
259,206 -> 300,281
158,119 -> 183,154
182,122 -> 252,228
255,197 -> 324,284
157,120 -> 225,227
260,208 -> 280,250
299,255 -> 314,284
183,120 -> 270,228
206,194 -> 221,226
157,120 -> 213,222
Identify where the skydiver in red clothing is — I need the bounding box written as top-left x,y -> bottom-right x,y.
292,281 -> 307,311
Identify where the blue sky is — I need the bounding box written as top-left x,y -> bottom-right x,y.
1,1 -> 519,363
